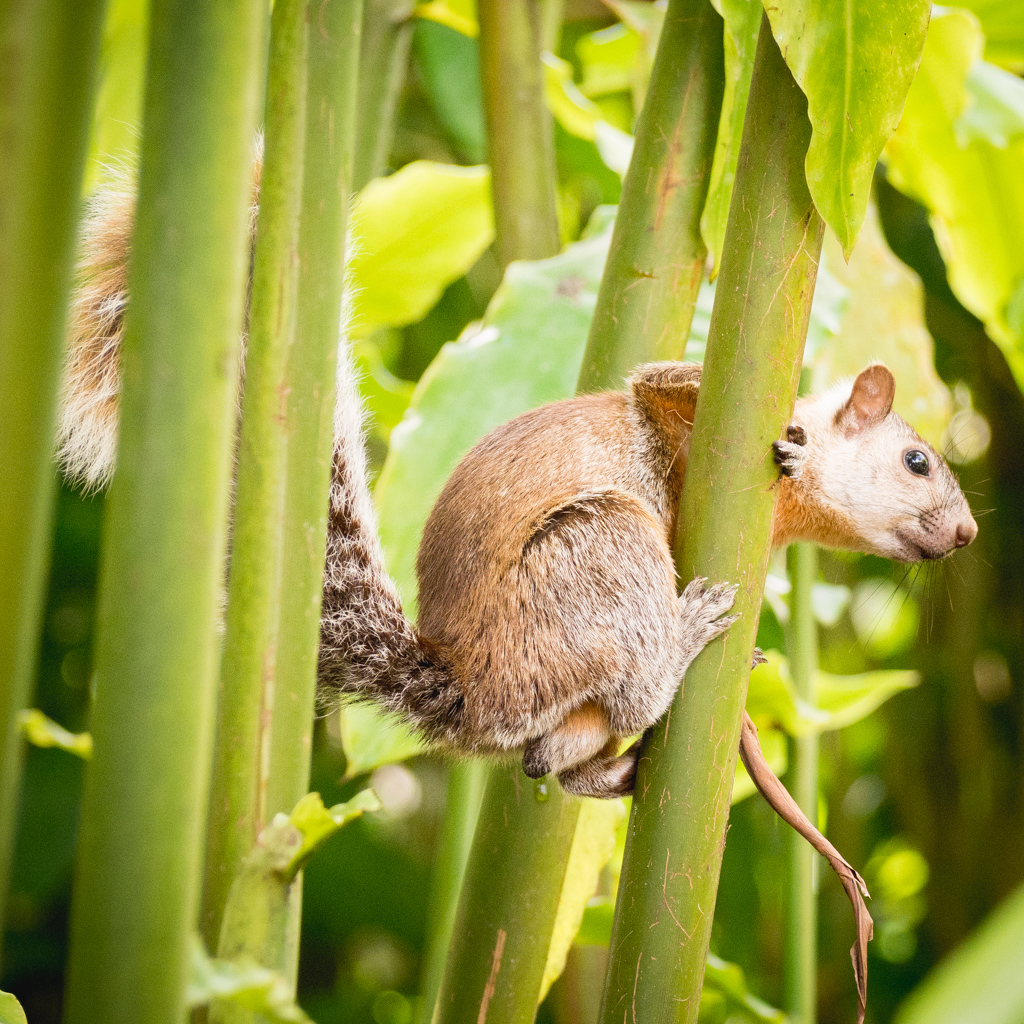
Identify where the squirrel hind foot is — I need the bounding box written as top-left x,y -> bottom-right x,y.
522,702 -> 613,779
556,740 -> 640,799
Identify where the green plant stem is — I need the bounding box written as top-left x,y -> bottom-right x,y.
577,0 -> 724,392
786,541 -> 819,1024
62,0 -> 267,1020
435,770 -> 580,1024
353,0 -> 414,190
0,0 -> 107,933
437,5 -> 725,1019
478,0 -> 561,268
199,0 -> 309,952
598,18 -> 824,1024
415,760 -> 488,1024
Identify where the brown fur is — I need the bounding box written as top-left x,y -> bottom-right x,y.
59,162 -> 977,799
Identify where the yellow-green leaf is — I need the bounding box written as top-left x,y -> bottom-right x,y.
19,708 -> 92,758
811,202 -> 952,446
287,790 -> 381,874
539,797 -> 625,1000
765,0 -> 931,257
338,702 -> 425,780
415,0 -> 478,38
955,0 -> 1024,69
0,991 -> 27,1024
348,162 -> 494,337
884,8 -> 1024,392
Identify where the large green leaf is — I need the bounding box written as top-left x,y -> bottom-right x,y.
894,883 -> 1024,1024
338,702 -> 426,780
701,0 -> 762,276
348,161 -> 494,337
747,650 -> 919,736
764,0 -> 931,258
884,9 -> 1024,392
811,203 -> 951,445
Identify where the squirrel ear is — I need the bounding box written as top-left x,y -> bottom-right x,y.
630,362 -> 702,425
837,364 -> 895,434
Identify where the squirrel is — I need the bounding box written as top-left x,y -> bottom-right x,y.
59,166 -> 978,800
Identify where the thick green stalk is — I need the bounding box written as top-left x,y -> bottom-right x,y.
599,18 -> 824,1024
265,0 -> 363,826
577,0 -> 724,391
435,770 -> 580,1024
437,5 -> 725,1020
0,0 -> 106,930
786,542 -> 819,1024
415,760 -> 488,1024
62,0 -> 267,1020
478,0 -> 561,267
353,0 -> 414,190
200,0 -> 309,952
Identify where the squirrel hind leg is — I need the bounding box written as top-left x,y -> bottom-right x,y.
556,739 -> 640,799
522,702 -> 613,779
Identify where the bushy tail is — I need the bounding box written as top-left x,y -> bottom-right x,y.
316,351 -> 466,746
60,158 -> 465,746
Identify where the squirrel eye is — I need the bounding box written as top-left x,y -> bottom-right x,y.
904,450 -> 930,476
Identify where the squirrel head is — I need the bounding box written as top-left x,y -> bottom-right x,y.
781,364 -> 978,562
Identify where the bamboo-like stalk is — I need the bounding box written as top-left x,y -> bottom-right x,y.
598,18 -> 824,1024
478,0 -> 561,268
436,4 -> 725,1020
0,0 -> 107,930
62,1 -> 267,1020
353,0 -> 414,191
199,0 -> 309,952
414,760 -> 488,1024
577,0 -> 724,391
265,0 -> 363,827
786,541 -> 820,1024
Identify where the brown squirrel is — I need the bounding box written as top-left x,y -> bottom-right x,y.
60,172 -> 977,800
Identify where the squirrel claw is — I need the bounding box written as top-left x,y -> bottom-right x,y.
786,424 -> 807,446
751,647 -> 768,669
772,435 -> 808,479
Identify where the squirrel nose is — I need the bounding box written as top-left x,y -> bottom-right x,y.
955,518 -> 978,548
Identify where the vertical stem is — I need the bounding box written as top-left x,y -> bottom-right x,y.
786,542 -> 819,1024
478,0 -> 561,268
62,0 -> 267,1020
438,4 -> 725,1019
0,0 -> 107,930
599,18 -> 823,1024
352,0 -> 414,191
265,0 -> 363,830
200,0 -> 309,952
577,0 -> 724,391
415,760 -> 488,1024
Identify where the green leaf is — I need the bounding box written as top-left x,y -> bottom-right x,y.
764,0 -> 931,257
187,937 -> 312,1023
413,19 -> 487,163
375,211 -> 615,610
884,9 -> 1024,393
415,0 -> 477,38
575,22 -> 642,98
955,0 -> 1024,69
955,57 -> 1024,149
287,790 -> 381,874
701,0 -> 762,276
747,650 -> 919,736
539,797 -> 626,1000
338,702 -> 425,780
348,162 -> 494,337
18,708 -> 92,758
0,991 -> 27,1024
810,201 -> 952,446
894,883 -> 1024,1024
542,53 -> 634,175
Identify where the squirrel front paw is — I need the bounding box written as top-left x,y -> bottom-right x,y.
772,424 -> 808,479
676,577 -> 739,675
